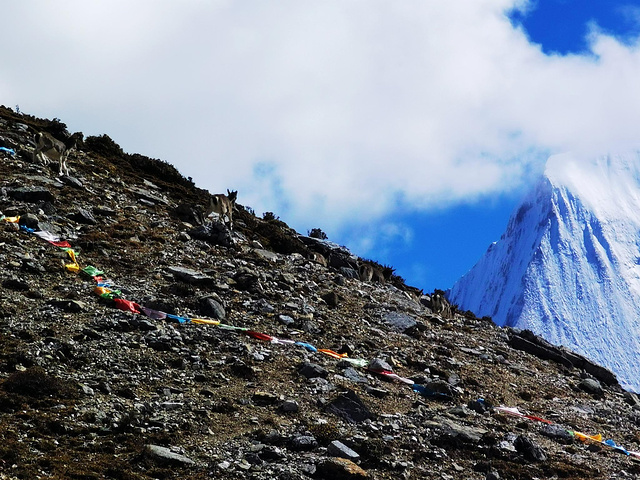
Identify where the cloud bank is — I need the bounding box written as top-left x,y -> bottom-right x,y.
2,0 -> 640,236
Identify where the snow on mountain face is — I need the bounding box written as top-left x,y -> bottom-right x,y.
449,152 -> 640,392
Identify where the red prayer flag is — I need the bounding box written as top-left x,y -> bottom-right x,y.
113,298 -> 141,314
50,240 -> 72,248
246,330 -> 273,341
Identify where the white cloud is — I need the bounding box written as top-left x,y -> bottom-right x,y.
2,0 -> 640,233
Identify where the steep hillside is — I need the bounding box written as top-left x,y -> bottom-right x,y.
449,153 -> 640,393
1,108 -> 640,479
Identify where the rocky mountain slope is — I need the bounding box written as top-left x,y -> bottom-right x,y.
448,153 -> 640,393
1,107 -> 640,479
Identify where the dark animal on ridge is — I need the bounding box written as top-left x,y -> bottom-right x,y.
32,131 -> 83,176
206,189 -> 238,229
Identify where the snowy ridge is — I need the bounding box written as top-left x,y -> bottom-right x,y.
449,152 -> 640,392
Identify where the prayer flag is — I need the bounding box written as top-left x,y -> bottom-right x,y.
114,298 -> 141,314
140,306 -> 167,320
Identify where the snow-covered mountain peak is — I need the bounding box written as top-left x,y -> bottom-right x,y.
545,151 -> 640,220
449,151 -> 640,392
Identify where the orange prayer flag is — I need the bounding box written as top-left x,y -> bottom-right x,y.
318,349 -> 348,359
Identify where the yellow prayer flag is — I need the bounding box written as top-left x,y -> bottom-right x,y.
190,318 -> 221,325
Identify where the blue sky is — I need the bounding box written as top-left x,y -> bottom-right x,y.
510,1 -> 640,55
3,1 -> 640,295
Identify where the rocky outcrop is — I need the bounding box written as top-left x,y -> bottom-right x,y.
507,328 -> 619,387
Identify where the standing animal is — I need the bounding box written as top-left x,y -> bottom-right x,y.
206,189 -> 237,229
430,292 -> 453,319
32,131 -> 83,176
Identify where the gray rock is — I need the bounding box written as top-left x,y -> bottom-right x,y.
188,222 -> 233,248
199,297 -> 226,320
339,267 -> 359,279
68,208 -> 97,225
364,385 -> 389,398
423,379 -> 455,397
60,175 -> 84,189
166,266 -> 213,285
255,298 -> 275,313
144,444 -> 195,466
278,314 -> 295,326
325,389 -> 374,424
279,272 -> 296,285
3,278 -> 30,291
80,384 -> 95,396
18,213 -> 39,229
514,435 -> 547,462
579,378 -> 604,396
540,423 -> 574,444
254,248 -> 280,262
328,252 -> 358,270
426,418 -> 488,444
327,440 -> 360,460
383,311 -> 417,332
234,269 -> 261,292
367,358 -> 393,372
21,259 -> 46,273
49,299 -> 86,313
6,186 -> 55,202
281,399 -> 299,412
289,434 -> 318,451
93,205 -> 117,217
342,367 -> 369,384
316,457 -> 368,478
449,405 -> 470,417
252,391 -> 280,406
128,186 -> 169,205
299,362 -> 328,379
321,290 -> 340,307
468,399 -> 491,414
309,377 -> 336,393
624,391 -> 640,406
